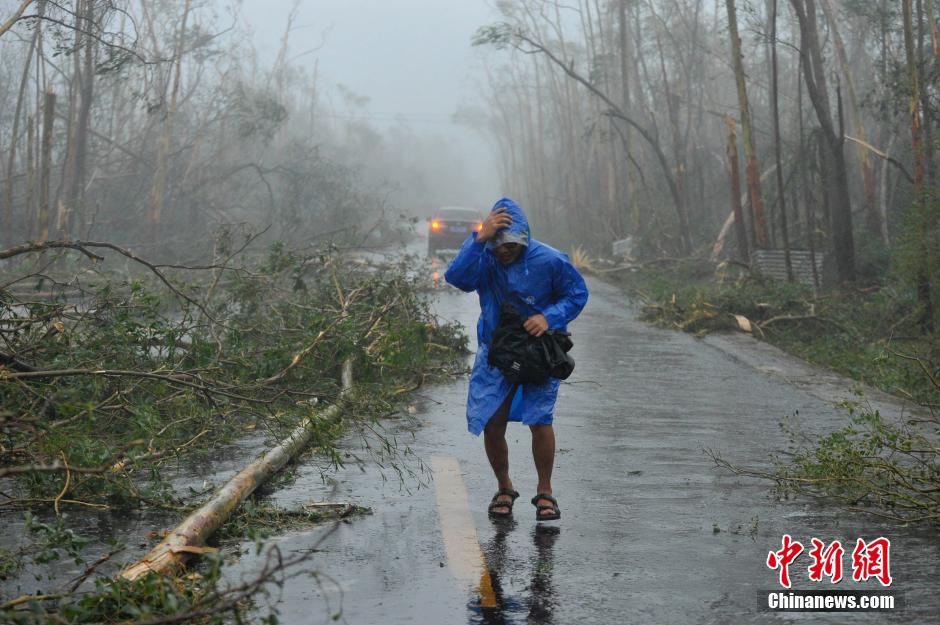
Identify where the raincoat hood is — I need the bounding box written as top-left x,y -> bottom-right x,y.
486,197 -> 531,250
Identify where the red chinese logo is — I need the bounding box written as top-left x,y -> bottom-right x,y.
768,535 -> 892,587
807,538 -> 844,583
851,537 -> 892,587
766,534 -> 804,588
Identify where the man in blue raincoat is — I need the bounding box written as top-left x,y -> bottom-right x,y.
444,198 -> 588,521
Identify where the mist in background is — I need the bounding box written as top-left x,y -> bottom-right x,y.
238,0 -> 501,215
0,0 -> 506,253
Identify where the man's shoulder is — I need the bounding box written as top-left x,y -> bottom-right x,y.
528,240 -> 587,286
528,239 -> 570,263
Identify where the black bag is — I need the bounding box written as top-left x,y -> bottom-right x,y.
488,303 -> 575,385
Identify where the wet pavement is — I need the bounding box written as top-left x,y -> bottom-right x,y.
226,274 -> 940,625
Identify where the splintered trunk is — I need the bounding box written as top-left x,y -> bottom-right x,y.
725,0 -> 768,249
725,115 -> 749,262
38,90 -> 55,242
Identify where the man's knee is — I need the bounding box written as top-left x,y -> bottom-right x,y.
484,418 -> 507,438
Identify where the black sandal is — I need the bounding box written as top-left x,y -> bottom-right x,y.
488,488 -> 520,518
531,493 -> 561,521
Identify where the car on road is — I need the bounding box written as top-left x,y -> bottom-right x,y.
427,207 -> 483,256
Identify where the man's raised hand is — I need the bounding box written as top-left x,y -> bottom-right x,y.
478,208 -> 512,242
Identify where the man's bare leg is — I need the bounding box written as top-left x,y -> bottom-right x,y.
483,390 -> 516,514
530,424 -> 556,518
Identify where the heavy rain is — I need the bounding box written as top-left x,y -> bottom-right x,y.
0,0 -> 938,623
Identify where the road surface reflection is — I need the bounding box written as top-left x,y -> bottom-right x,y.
470,522 -> 561,625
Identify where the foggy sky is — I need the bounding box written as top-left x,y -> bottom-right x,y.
238,0 -> 501,209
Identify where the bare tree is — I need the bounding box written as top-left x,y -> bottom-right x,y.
790,0 -> 856,283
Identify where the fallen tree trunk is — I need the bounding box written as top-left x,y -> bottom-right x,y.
120,360 -> 354,581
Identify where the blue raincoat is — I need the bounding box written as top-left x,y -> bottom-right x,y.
444,198 -> 589,435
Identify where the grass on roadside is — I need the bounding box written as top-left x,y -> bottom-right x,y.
611,258 -> 939,525
612,258 -> 938,406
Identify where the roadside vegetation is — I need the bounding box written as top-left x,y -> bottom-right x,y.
0,238 -> 466,622
728,398 -> 939,524
615,259 -> 937,406
609,258 -> 938,525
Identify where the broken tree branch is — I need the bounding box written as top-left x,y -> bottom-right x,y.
0,0 -> 34,39
844,135 -> 915,184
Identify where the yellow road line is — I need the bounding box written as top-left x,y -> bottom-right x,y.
431,456 -> 498,609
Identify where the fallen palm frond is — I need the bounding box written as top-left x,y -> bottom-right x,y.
570,245 -> 596,274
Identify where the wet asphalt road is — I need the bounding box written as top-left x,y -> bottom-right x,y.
228,273 -> 939,625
